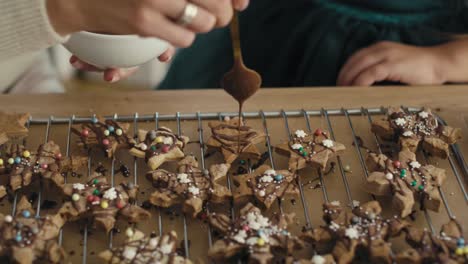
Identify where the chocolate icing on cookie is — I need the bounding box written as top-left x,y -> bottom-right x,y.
0,196 -> 66,263
0,141 -> 87,192
365,148 -> 446,217
233,165 -> 299,209
146,155 -> 231,217
206,117 -> 266,164
99,229 -> 192,264
275,129 -> 346,171
372,107 -> 461,159
129,127 -> 189,170
72,117 -> 131,158
208,203 -> 303,263
59,172 -> 150,233
302,201 -> 409,264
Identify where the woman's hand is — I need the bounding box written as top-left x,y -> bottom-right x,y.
47,0 -> 250,48
337,41 -> 447,86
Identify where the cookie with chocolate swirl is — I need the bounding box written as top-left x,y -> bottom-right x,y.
146,155 -> 231,217
372,107 -> 461,159
71,116 -> 131,158
206,117 -> 266,164
0,196 -> 67,264
58,172 -> 150,233
99,229 -> 192,264
129,127 -> 189,170
275,129 -> 345,171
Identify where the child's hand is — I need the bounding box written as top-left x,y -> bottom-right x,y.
69,46 -> 175,83
337,41 -> 446,86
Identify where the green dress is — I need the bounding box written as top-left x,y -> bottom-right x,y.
159,0 -> 468,89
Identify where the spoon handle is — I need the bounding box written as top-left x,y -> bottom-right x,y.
229,12 -> 242,60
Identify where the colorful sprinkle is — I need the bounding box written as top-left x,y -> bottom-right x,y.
7,158 -> 14,165
274,174 -> 284,181
93,189 -> 100,195
155,136 -> 164,144
87,195 -> 95,202
92,117 -> 99,123
400,169 -> 406,178
116,201 -> 125,209
0,159 -> 3,166
393,161 -> 401,168
102,139 -> 110,145
257,238 -> 265,246
418,185 -> 424,191
103,130 -> 110,136
344,165 -> 352,172
385,173 -> 393,180
107,126 -> 115,133
14,157 -> 21,164
41,163 -> 48,169
410,180 -> 417,187
21,210 -> 30,218
93,179 -> 99,185
162,145 -> 170,153
81,129 -> 90,137
242,225 -> 250,231
150,145 -> 157,151
464,246 -> 468,254
456,247 -> 464,255
302,151 -> 308,157
125,227 -> 134,237
314,129 -> 323,136
239,160 -> 246,165
457,238 -> 465,247
100,200 -> 109,209
72,193 -> 80,201
55,153 -> 62,160
15,235 -> 22,242
4,215 -> 12,223
22,151 -> 30,158
115,128 -> 123,136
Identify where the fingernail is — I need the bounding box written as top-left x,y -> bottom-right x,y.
110,75 -> 119,83
70,56 -> 77,64
159,54 -> 169,62
71,61 -> 83,69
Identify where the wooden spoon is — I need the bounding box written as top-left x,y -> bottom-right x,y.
221,12 -> 262,107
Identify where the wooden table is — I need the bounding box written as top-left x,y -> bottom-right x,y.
0,85 -> 467,262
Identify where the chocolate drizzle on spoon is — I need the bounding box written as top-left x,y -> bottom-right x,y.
222,12 -> 262,152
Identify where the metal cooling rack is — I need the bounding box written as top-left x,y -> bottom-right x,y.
6,106 -> 468,263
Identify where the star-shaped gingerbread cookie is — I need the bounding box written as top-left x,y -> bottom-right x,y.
99,229 -> 192,264
0,111 -> 30,146
275,129 -> 345,171
396,219 -> 467,263
58,172 -> 151,233
372,107 -> 461,159
0,196 -> 67,264
365,148 -> 446,217
0,141 -> 87,192
206,117 -> 266,164
129,127 -> 189,170
208,203 -> 303,263
233,165 -> 299,209
302,201 -> 409,264
146,155 -> 231,217
71,116 -> 131,158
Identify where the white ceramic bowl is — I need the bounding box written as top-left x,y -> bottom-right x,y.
63,31 -> 169,68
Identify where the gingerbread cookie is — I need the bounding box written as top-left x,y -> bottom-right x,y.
365,148 -> 446,217
0,111 -> 30,146
0,141 -> 87,192
206,117 -> 266,164
208,203 -> 303,263
372,107 -> 461,159
396,219 -> 467,263
129,127 -> 189,170
146,155 -> 231,217
71,116 -> 131,158
99,228 -> 191,264
302,201 -> 408,264
275,129 -> 345,171
0,196 -> 67,264
59,173 -> 150,233
233,165 -> 299,209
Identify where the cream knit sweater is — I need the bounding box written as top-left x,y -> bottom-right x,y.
0,0 -> 68,92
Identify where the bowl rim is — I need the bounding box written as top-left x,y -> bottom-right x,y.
77,31 -> 143,40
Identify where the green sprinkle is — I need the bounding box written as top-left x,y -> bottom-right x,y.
93,179 -> 98,185
410,180 -> 417,187
302,151 -> 308,157
239,160 -> 246,165
400,169 -> 407,177
418,185 -> 424,191
151,145 -> 157,151
93,189 -> 100,195
298,147 -> 304,151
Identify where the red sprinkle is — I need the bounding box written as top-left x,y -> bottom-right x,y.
55,153 -> 62,160
93,196 -> 101,202
87,195 -> 95,202
102,139 -> 110,145
314,129 -> 323,136
242,225 -> 250,231
162,145 -> 170,153
81,129 -> 90,137
41,164 -> 48,169
393,161 -> 401,168
116,201 -> 124,209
